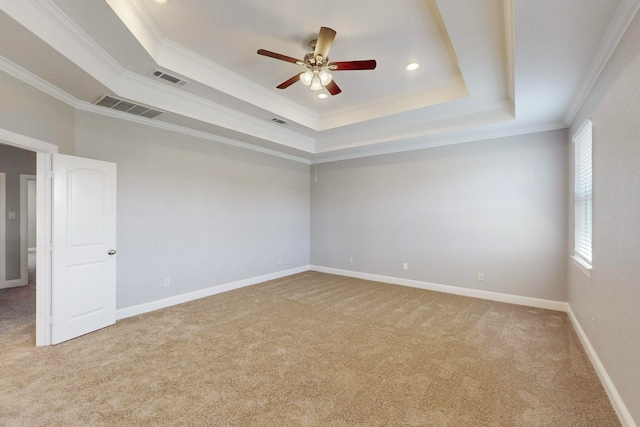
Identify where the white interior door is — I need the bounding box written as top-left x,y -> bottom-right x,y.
52,153 -> 117,344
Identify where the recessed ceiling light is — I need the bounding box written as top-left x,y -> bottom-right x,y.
154,0 -> 168,3
318,93 -> 328,99
405,62 -> 421,71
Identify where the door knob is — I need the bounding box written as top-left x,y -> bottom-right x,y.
108,249 -> 117,255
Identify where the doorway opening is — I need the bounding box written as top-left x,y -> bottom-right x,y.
0,145 -> 37,344
0,128 -> 57,346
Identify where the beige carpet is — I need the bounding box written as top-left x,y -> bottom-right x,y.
0,271 -> 620,426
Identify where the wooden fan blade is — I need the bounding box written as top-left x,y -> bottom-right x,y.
277,73 -> 303,89
257,49 -> 301,65
314,27 -> 336,63
326,80 -> 342,95
328,60 -> 377,71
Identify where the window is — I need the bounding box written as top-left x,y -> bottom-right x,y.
573,120 -> 592,274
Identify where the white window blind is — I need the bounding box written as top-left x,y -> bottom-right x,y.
573,120 -> 592,266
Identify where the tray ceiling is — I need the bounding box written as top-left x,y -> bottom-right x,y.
0,0 -> 635,162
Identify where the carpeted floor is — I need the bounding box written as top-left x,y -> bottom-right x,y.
0,271 -> 620,426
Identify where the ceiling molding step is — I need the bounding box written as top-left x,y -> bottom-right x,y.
0,49 -> 315,155
316,99 -> 515,153
9,0 -> 125,84
316,120 -> 568,164
0,0 -> 129,94
105,0 -> 164,54
319,76 -> 469,131
563,0 -> 640,124
106,0 -> 320,130
119,71 -> 316,153
157,38 -> 320,128
78,103 -> 313,165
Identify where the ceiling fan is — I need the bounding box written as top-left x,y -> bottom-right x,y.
257,27 -> 377,96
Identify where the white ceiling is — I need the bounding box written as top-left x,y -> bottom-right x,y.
0,0 -> 637,163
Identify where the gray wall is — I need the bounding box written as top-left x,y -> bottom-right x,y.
568,12 -> 640,424
0,70 -> 75,155
311,130 -> 568,301
0,144 -> 35,281
74,111 -> 310,309
0,69 -> 74,282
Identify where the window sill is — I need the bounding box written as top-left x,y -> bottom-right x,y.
572,255 -> 592,278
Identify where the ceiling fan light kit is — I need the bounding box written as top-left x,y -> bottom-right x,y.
257,26 -> 376,96
310,76 -> 323,91
299,57 -> 333,91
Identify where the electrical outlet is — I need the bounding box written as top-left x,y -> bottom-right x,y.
278,257 -> 282,265
163,277 -> 171,288
348,257 -> 354,264
403,262 -> 409,270
477,273 -> 484,281
590,317 -> 595,333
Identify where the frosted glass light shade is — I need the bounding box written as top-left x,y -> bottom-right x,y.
310,76 -> 322,91
300,71 -> 314,86
319,70 -> 333,85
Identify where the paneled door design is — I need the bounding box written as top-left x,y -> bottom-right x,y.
52,153 -> 116,344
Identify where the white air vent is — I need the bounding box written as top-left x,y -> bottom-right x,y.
93,95 -> 164,119
152,70 -> 188,86
271,117 -> 288,125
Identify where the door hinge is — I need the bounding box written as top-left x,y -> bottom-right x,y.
47,243 -> 53,252
46,170 -> 53,180
47,316 -> 53,325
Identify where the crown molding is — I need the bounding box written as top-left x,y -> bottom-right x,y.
1,0 -> 578,165
0,0 -> 124,84
1,0 -> 315,153
156,37 -> 319,128
316,120 -> 567,164
563,0 -> 640,125
319,76 -> 469,131
106,0 -> 512,134
316,99 -> 515,153
0,56 -> 83,108
2,50 -> 567,166
108,0 -> 164,49
119,70 -> 316,152
0,54 -> 311,164
78,102 -> 313,164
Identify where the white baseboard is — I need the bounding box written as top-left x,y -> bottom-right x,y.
116,265 -> 311,320
0,277 -> 28,289
310,265 -> 569,312
567,307 -> 637,427
117,264 -> 567,320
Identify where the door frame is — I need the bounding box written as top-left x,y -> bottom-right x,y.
0,172 -> 5,288
20,174 -> 37,287
0,127 -> 57,346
